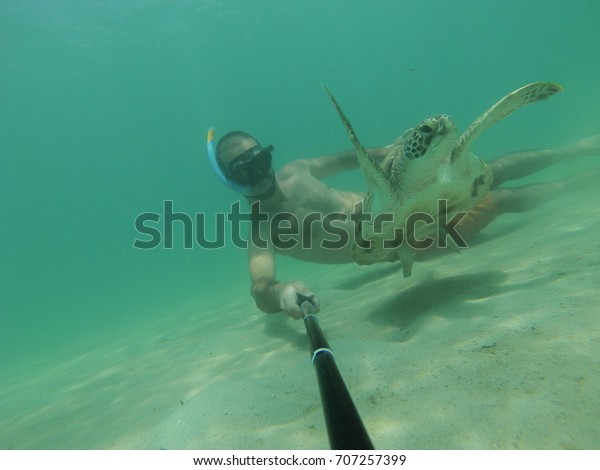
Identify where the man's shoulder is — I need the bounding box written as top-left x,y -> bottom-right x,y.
277,159 -> 312,177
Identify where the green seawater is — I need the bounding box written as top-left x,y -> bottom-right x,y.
1,0 -> 599,449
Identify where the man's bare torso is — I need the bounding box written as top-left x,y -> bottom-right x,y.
251,160 -> 363,264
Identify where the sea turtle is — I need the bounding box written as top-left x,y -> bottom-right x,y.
324,82 -> 563,277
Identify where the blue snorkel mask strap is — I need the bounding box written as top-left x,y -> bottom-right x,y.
206,127 -> 250,194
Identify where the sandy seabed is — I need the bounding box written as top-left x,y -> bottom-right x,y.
1,185 -> 599,450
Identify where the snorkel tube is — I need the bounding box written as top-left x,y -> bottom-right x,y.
206,127 -> 250,194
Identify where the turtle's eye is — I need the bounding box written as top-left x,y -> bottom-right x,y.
419,125 -> 433,134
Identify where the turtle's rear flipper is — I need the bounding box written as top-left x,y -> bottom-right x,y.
399,247 -> 415,278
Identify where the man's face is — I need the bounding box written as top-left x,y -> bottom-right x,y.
218,136 -> 260,172
218,136 -> 276,199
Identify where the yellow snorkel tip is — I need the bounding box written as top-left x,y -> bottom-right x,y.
207,127 -> 215,144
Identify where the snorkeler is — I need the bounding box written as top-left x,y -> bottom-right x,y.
208,129 -> 600,319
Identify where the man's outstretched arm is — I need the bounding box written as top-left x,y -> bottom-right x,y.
249,241 -> 320,319
301,146 -> 391,180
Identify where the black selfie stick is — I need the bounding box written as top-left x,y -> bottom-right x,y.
299,295 -> 374,450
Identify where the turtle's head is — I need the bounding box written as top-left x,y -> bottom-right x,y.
403,115 -> 457,161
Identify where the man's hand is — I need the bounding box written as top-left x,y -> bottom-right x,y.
279,281 -> 320,319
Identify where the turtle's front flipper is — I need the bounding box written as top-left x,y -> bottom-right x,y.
453,82 -> 563,160
323,85 -> 395,197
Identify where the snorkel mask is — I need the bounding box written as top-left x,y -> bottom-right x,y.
207,128 -> 276,199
